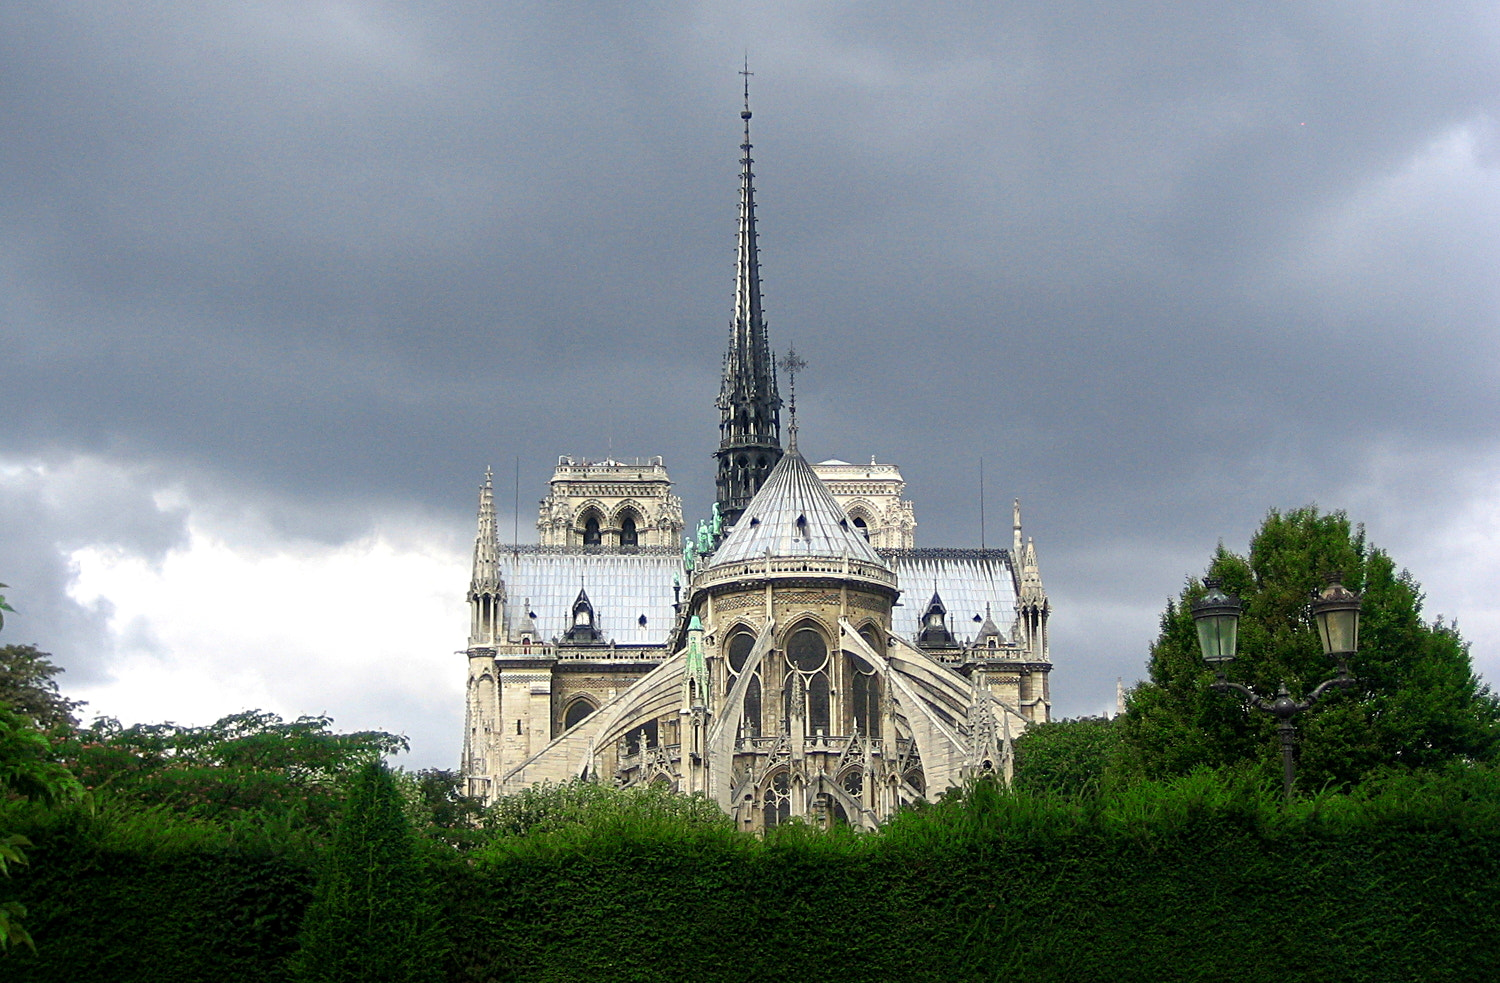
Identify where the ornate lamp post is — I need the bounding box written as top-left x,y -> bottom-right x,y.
1191,577 -> 1362,802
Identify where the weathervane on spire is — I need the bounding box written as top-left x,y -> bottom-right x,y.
779,346 -> 807,450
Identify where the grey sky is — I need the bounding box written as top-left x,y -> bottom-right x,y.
3,3 -> 1498,767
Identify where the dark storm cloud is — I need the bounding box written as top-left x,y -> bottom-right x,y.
4,2 -> 1499,726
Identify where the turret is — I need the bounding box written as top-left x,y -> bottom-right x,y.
467,468 -> 505,648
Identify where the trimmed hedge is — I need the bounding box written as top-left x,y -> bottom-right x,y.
7,775 -> 1500,983
2,803 -> 313,982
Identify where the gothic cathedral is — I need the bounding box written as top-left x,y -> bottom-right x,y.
460,91 -> 1052,830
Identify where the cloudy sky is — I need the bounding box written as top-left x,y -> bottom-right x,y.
3,2 -> 1498,769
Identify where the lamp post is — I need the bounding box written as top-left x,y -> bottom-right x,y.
1191,576 -> 1362,802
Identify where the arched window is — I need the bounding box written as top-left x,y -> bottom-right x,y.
744,676 -> 762,739
808,672 -> 830,734
726,631 -> 761,739
563,699 -> 596,731
848,652 -> 881,739
852,515 -> 869,540
619,514 -> 638,548
727,632 -> 756,673
582,514 -> 602,546
786,628 -> 827,672
762,771 -> 791,829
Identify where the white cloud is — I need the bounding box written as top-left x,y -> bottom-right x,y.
59,479 -> 469,769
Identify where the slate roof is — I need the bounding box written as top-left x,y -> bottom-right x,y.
886,551 -> 1018,645
498,549 -> 684,647
707,447 -> 887,568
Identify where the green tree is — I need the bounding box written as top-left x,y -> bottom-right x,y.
479,777 -> 731,839
290,759 -> 445,983
0,584 -> 83,956
0,643 -> 86,731
397,768 -> 486,847
1012,716 -> 1122,797
1119,507 -> 1500,789
61,710 -> 406,831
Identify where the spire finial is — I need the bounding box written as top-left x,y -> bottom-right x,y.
778,346 -> 806,452
740,57 -> 753,119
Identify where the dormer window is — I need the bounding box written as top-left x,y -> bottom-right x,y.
565,588 -> 603,643
917,591 -> 957,649
795,514 -> 808,537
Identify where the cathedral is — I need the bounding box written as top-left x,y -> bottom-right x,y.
460,91 -> 1052,830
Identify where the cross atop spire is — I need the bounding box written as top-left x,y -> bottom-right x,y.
779,346 -> 806,453
740,57 -> 753,115
715,67 -> 784,526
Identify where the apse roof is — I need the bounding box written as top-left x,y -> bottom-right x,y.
707,447 -> 887,568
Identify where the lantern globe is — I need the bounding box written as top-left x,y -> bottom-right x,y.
1312,577 -> 1361,659
1191,578 -> 1243,665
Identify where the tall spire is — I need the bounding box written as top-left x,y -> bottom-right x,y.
715,63 -> 784,526
468,467 -> 504,647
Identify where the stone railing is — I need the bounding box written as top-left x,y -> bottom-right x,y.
552,647 -> 667,663
696,554 -> 897,590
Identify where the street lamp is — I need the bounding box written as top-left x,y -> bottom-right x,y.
1191,576 -> 1362,802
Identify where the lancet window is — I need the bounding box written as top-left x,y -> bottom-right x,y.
726,629 -> 761,739
783,625 -> 831,737
762,770 -> 791,829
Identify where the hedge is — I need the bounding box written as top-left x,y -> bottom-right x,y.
6,774 -> 1499,983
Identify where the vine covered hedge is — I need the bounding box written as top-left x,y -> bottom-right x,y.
6,771 -> 1500,983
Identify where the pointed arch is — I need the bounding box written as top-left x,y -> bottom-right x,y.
574,502 -> 607,547
563,696 -> 598,731
610,500 -> 646,548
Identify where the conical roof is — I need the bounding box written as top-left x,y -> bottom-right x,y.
706,446 -> 887,568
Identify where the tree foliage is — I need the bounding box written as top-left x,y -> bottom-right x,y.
479,778 -> 732,841
1119,507 -> 1500,789
1012,716 -> 1122,797
0,645 -> 85,732
60,711 -> 406,831
290,759 -> 445,983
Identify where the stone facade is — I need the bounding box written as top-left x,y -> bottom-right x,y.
536,456 -> 683,548
810,458 -> 916,550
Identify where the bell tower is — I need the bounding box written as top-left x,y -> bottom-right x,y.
714,68 -> 783,527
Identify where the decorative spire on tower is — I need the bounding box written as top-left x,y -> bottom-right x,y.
715,63 -> 783,526
467,467 -> 505,648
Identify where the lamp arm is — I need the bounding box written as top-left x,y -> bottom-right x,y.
1209,678 -> 1275,713
1302,673 -> 1358,709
